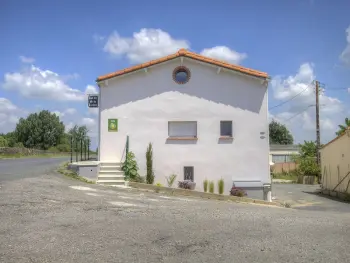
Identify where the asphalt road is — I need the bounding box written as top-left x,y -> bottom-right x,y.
1,161 -> 350,263
0,157 -> 69,181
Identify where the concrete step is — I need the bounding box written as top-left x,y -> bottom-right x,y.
99,165 -> 122,171
98,175 -> 125,181
98,170 -> 124,175
100,162 -> 122,167
97,180 -> 125,185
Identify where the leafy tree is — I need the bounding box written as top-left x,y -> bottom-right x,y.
122,151 -> 139,181
336,117 -> 350,136
68,125 -> 89,151
293,141 -> 320,177
15,110 -> 65,150
269,120 -> 294,145
0,136 -> 8,147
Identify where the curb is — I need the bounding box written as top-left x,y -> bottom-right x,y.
128,182 -> 282,207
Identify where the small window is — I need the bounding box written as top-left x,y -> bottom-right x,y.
173,66 -> 191,84
184,166 -> 194,181
220,121 -> 232,137
168,121 -> 197,138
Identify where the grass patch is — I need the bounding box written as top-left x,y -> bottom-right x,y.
57,162 -> 95,184
272,173 -> 298,181
0,153 -> 70,159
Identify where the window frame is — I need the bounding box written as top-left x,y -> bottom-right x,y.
220,120 -> 233,138
167,121 -> 198,140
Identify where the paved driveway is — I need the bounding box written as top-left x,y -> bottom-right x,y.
1,170 -> 350,263
272,183 -> 350,213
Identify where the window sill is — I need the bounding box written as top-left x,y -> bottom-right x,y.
167,137 -> 198,140
219,136 -> 233,139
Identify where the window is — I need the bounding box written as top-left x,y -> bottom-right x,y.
168,121 -> 197,138
184,166 -> 194,181
220,121 -> 232,137
272,154 -> 293,164
173,66 -> 191,84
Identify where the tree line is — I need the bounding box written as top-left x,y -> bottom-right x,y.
0,110 -> 91,153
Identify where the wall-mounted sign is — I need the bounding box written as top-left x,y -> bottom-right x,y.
88,95 -> 99,108
108,119 -> 118,132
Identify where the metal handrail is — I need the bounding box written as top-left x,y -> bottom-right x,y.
119,135 -> 129,164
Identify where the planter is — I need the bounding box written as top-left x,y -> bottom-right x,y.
303,175 -> 317,185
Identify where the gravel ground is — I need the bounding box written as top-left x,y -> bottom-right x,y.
1,171 -> 350,263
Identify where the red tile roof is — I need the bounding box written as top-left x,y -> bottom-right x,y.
96,48 -> 269,82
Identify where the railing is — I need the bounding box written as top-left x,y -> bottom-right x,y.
119,135 -> 129,164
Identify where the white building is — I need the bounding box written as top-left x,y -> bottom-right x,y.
96,49 -> 271,198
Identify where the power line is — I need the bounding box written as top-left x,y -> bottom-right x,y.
269,82 -> 313,110
285,105 -> 313,122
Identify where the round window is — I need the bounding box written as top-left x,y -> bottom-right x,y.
173,66 -> 190,84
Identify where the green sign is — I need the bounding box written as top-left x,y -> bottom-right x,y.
108,119 -> 118,132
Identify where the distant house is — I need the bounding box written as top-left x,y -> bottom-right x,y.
269,144 -> 300,173
320,127 -> 350,199
96,49 -> 271,199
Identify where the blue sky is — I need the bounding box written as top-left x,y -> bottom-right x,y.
1,0 -> 349,148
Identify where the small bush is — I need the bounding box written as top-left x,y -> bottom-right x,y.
178,180 -> 196,190
218,178 -> 224,194
155,182 -> 163,187
166,174 -> 177,187
13,142 -> 24,148
122,151 -> 139,181
130,175 -> 145,183
203,179 -> 208,192
230,187 -> 247,197
48,146 -> 59,153
56,144 -> 70,152
209,181 -> 214,193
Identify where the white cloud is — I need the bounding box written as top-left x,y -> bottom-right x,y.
0,98 -> 27,133
103,28 -> 190,63
19,56 -> 35,64
270,63 -> 346,143
2,65 -> 95,102
81,117 -> 98,138
52,110 -> 64,118
85,85 -> 98,95
101,28 -> 247,67
88,107 -> 98,116
65,108 -> 77,115
340,25 -> 350,64
200,46 -> 247,64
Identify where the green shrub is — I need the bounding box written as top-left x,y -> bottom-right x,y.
0,136 -> 8,147
209,181 -> 214,193
155,182 -> 163,187
146,143 -> 155,184
48,146 -> 59,153
56,144 -> 70,152
218,178 -> 224,194
130,174 -> 145,183
203,179 -> 208,192
13,142 -> 24,148
166,174 -> 177,187
122,151 -> 139,181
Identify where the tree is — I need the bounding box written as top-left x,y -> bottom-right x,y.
68,125 -> 89,152
15,110 -> 65,150
293,141 -> 320,177
336,117 -> 350,136
0,136 -> 8,147
269,120 -> 294,145
146,142 -> 154,184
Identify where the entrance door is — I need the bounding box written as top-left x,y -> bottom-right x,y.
184,166 -> 194,181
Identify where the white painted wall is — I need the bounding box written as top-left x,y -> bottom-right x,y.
99,58 -> 269,195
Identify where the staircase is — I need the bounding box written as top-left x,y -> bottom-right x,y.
97,162 -> 125,186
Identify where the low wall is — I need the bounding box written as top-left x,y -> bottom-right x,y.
128,182 -> 280,207
272,162 -> 298,173
68,161 -> 100,181
0,147 -> 68,156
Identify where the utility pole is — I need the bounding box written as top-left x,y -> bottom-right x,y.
315,80 -> 321,168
